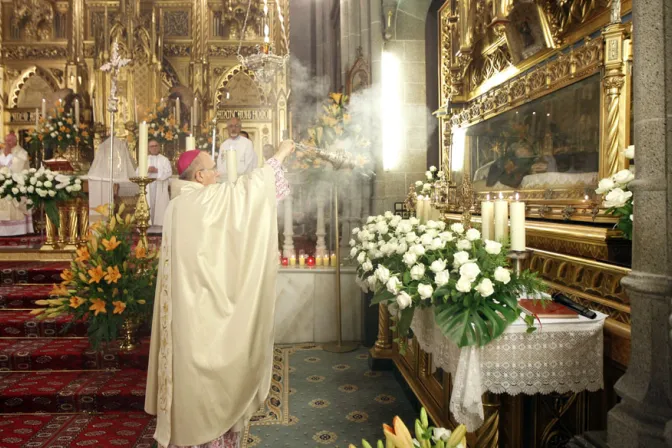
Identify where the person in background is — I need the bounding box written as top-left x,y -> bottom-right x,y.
216,117 -> 258,182
141,139 -> 172,227
0,132 -> 33,236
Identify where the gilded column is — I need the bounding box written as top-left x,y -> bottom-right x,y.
600,20 -> 628,180
66,0 -> 85,93
371,303 -> 394,357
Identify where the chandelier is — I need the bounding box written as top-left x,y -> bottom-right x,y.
236,0 -> 289,85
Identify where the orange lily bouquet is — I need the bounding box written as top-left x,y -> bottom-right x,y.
145,101 -> 186,145
350,408 -> 466,448
27,103 -> 92,152
31,203 -> 159,350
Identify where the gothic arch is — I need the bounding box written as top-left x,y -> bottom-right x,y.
161,58 -> 181,89
213,65 -> 267,109
8,66 -> 60,108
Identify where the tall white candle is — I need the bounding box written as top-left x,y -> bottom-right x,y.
226,149 -> 238,183
423,198 -> 431,223
416,195 -> 425,222
194,97 -> 199,128
92,96 -> 97,123
74,99 -> 80,126
510,193 -> 526,251
34,108 -> 39,128
481,196 -> 494,240
494,193 -> 509,243
176,97 -> 181,124
211,125 -> 217,160
185,135 -> 196,151
41,98 -> 47,119
138,121 -> 149,176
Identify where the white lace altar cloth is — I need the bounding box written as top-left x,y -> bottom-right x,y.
410,307 -> 606,431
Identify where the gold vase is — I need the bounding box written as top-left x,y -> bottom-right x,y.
41,212 -> 57,251
118,317 -> 140,352
65,201 -> 79,249
78,202 -> 89,245
56,203 -> 68,248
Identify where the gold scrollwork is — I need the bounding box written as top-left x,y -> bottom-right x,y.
163,10 -> 190,37
2,45 -> 67,60
164,44 -> 192,57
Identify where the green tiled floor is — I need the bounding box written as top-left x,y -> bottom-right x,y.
243,345 -> 418,447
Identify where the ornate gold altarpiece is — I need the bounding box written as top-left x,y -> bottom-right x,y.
372,1 -> 633,446
0,0 -> 290,166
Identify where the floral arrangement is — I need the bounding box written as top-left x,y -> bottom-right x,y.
197,121 -> 218,153
348,408 -> 466,448
415,166 -> 445,197
31,204 -> 158,350
0,167 -> 83,226
288,92 -> 372,175
26,104 -> 92,152
145,101 -> 186,145
351,213 -> 544,349
595,145 -> 635,240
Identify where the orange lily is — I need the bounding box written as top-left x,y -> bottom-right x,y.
88,265 -> 105,284
112,300 -> 126,314
382,416 -> 414,448
102,236 -> 121,251
60,269 -> 74,282
50,283 -> 69,296
69,296 -> 87,309
94,204 -> 110,217
89,298 -> 107,316
135,244 -> 147,259
104,266 -> 122,284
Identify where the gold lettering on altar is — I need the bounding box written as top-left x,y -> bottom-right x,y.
217,109 -> 272,121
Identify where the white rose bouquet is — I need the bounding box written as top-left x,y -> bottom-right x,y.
351,212 -> 544,349
596,145 -> 634,239
0,167 -> 83,227
415,166 -> 446,198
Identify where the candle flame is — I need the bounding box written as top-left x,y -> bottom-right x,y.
498,192 -> 503,200
515,192 -> 519,201
584,195 -> 589,201
486,193 -> 491,201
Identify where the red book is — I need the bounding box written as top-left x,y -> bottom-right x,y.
518,299 -> 579,319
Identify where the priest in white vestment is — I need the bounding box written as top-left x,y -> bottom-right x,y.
138,139 -> 172,226
87,136 -> 137,222
0,133 -> 34,236
145,141 -> 294,448
216,117 -> 258,182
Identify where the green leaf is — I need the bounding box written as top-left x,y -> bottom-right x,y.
403,271 -> 411,285
371,289 -> 394,305
44,201 -> 60,227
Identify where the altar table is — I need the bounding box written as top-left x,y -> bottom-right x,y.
411,306 -> 606,431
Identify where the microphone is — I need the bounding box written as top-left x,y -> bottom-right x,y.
551,292 -> 597,319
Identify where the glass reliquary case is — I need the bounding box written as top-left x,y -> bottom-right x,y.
438,0 -> 633,223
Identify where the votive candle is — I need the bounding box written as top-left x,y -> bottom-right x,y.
74,99 -> 80,126
41,98 -> 46,119
34,108 -> 39,128
299,254 -> 306,266
510,193 -> 526,251
416,195 -> 425,223
330,253 -> 337,267
316,255 -> 323,266
423,198 -> 431,223
494,193 -> 509,243
481,196 -> 494,240
289,255 -> 296,266
176,97 -> 181,124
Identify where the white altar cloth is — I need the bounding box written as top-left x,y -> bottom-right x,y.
411,306 -> 606,431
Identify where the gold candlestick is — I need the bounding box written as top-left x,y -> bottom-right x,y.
129,177 -> 155,250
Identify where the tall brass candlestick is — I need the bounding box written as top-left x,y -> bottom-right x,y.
130,177 -> 155,250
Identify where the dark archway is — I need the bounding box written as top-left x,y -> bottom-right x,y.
425,0 -> 444,169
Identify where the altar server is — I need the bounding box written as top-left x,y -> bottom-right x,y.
216,117 -> 258,182
140,139 -> 172,226
145,141 -> 294,448
0,132 -> 33,235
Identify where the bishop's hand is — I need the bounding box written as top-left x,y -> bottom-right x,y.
273,140 -> 295,164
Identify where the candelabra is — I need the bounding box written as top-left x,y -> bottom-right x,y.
129,177 -> 155,250
507,249 -> 531,276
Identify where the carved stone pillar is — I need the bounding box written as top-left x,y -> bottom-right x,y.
282,189 -> 295,258
315,186 -> 327,258
604,0 -> 672,445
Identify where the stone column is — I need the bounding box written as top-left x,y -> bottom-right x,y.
315,185 -> 327,258
605,0 -> 672,445
282,189 -> 295,258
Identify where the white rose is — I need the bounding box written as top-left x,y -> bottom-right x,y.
623,145 -> 635,159
630,214 -> 633,221
475,278 -> 495,297
433,428 -> 452,442
452,251 -> 470,268
362,260 -> 373,272
396,292 -> 413,310
386,277 -> 403,294
435,270 -> 450,287
450,223 -> 464,234
369,249 -> 383,260
350,247 -> 358,257
455,276 -> 472,293
418,283 -> 434,300
11,187 -> 18,195
46,174 -> 54,181
349,239 -> 356,247
437,171 -> 445,179
48,190 -> 56,197
410,264 -> 426,280
430,259 -> 447,273
425,171 -> 433,180
410,244 -> 426,256
384,211 -> 394,219
439,231 -> 454,242
26,199 -> 33,205
38,190 -> 47,197
613,169 -> 635,185
367,216 -> 376,223
357,252 -> 367,264
19,186 -> 26,193
376,222 -> 389,235
409,217 -> 420,226
603,188 -> 633,208
352,227 -> 360,235
429,165 -> 437,172
29,177 -> 37,185
44,180 -> 53,188
466,228 -> 481,241
459,262 -> 481,281
36,181 -> 43,187
493,266 -> 511,284
375,265 -> 391,284
437,221 -> 446,230
405,232 -> 418,243
422,183 -> 431,192
27,186 -> 34,193
484,240 -> 502,255
388,302 -> 399,316
420,233 -> 434,246
74,178 -> 81,184
367,275 -> 378,289
396,221 -> 412,234
390,215 -> 402,227
72,184 -> 81,192
376,215 -> 385,223
415,180 -> 423,187
418,225 -> 427,233
430,238 -> 445,251
456,239 -> 472,250
426,220 -> 439,229
403,252 -> 418,266
396,241 -> 408,255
